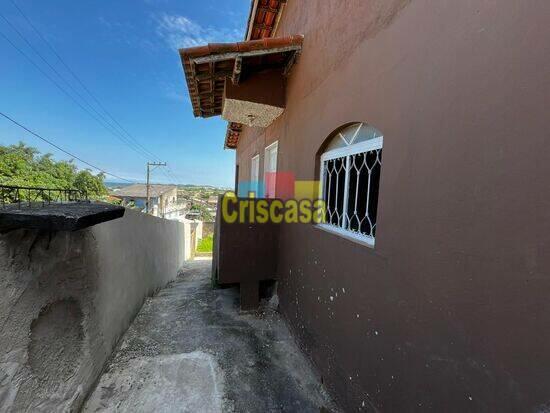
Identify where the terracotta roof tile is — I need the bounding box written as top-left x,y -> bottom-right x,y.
178,0 -> 291,149
179,35 -> 303,119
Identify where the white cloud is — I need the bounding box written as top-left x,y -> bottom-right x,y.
155,13 -> 243,50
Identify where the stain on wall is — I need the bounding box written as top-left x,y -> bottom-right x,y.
1,229 -> 102,412
28,299 -> 84,384
0,210 -> 187,411
235,0 -> 550,411
276,0 -> 411,99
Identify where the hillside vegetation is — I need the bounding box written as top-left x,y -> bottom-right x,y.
0,142 -> 108,199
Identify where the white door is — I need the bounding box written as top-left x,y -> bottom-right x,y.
250,155 -> 260,196
264,141 -> 278,198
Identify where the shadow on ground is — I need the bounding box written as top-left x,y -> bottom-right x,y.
84,259 -> 337,412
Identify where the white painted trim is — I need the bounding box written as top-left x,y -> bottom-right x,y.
250,154 -> 260,195
264,141 -> 279,177
318,126 -> 384,247
342,155 -> 351,229
319,159 -> 325,204
264,141 -> 279,175
245,0 -> 259,41
272,1 -> 286,38
315,224 -> 375,248
192,45 -> 302,65
264,141 -> 279,198
264,140 -> 279,152
349,123 -> 363,145
338,132 -> 348,145
321,136 -> 383,163
251,154 -> 260,174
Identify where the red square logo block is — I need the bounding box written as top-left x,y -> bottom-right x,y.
270,172 -> 295,200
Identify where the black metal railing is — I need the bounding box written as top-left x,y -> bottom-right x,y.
0,184 -> 88,209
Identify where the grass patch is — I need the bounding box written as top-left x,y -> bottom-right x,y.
196,235 -> 213,253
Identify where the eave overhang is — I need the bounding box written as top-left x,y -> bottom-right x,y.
225,122 -> 243,149
179,36 -> 303,120
178,0 -> 292,150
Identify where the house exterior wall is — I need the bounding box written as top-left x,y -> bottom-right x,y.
159,187 -> 179,216
235,1 -> 550,411
0,210 -> 187,411
118,188 -> 177,217
120,196 -> 151,210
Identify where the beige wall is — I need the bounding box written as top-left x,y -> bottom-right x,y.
159,187 -> 178,216
0,210 -> 186,411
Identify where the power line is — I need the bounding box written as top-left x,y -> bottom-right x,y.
0,28 -> 150,162
8,0 -> 165,163
0,27 -> 176,183
3,3 -> 184,186
165,168 -> 185,184
0,30 -> 86,116
0,111 -> 134,183
0,13 -> 157,162
0,30 -> 178,186
146,162 -> 167,214
0,12 -> 111,130
1,6 -> 182,186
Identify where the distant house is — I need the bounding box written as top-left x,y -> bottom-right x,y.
163,203 -> 191,221
184,211 -> 201,221
207,196 -> 218,206
112,184 -> 177,217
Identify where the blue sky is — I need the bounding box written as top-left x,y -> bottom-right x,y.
0,0 -> 250,187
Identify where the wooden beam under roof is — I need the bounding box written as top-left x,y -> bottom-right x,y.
191,44 -> 302,65
232,56 -> 243,85
195,70 -> 233,82
179,35 -> 303,119
257,5 -> 279,14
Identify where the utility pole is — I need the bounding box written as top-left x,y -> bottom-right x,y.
146,162 -> 167,214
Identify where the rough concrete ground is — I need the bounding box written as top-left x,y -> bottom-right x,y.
83,259 -> 337,412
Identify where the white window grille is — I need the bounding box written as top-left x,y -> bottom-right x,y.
319,123 -> 383,246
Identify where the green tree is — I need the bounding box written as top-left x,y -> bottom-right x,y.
0,142 -> 108,200
190,203 -> 214,221
73,170 -> 108,198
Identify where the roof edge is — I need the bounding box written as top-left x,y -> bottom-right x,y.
179,35 -> 303,120
245,0 -> 259,41
179,35 -> 303,60
245,0 -> 287,41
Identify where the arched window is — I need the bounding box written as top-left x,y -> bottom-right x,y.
319,123 -> 383,246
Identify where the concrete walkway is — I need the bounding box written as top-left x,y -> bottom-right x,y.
83,259 -> 337,412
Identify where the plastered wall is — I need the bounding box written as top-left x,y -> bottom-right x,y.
0,209 -> 186,412
236,0 -> 550,411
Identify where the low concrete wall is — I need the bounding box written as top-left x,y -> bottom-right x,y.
182,221 -> 202,260
202,222 -> 215,238
0,209 -> 186,412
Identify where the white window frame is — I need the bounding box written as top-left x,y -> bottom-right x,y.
264,141 -> 278,199
318,135 -> 383,247
250,154 -> 260,196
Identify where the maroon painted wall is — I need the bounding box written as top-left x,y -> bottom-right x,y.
214,197 -> 279,285
225,69 -> 286,108
235,0 -> 550,411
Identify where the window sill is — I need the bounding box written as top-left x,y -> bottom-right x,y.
314,224 -> 375,248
